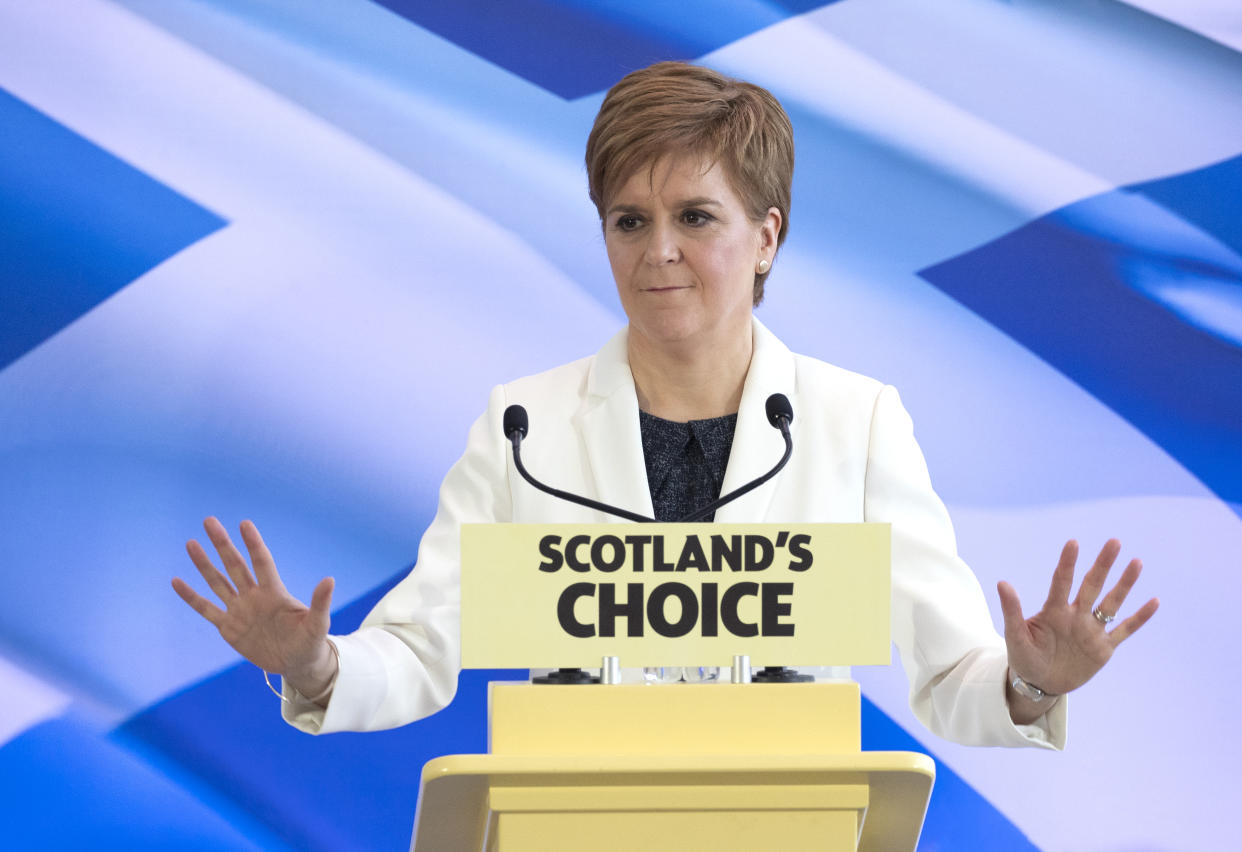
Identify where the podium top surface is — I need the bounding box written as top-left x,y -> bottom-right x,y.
422,750 -> 935,783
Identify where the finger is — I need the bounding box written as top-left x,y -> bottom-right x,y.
1043,539 -> 1078,609
185,539 -> 237,602
1095,558 -> 1142,619
1109,597 -> 1159,646
996,581 -> 1027,644
1072,538 -> 1121,609
240,520 -> 284,591
171,577 -> 227,626
203,516 -> 257,591
308,576 -> 335,635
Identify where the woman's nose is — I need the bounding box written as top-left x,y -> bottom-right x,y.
644,219 -> 681,265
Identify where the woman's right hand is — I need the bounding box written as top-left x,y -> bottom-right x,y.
172,517 -> 338,699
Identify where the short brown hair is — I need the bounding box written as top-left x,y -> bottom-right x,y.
585,62 -> 794,305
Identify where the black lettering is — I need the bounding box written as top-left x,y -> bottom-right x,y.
565,534 -> 591,572
538,535 -> 563,572
557,583 -> 595,637
721,582 -> 759,637
711,535 -> 743,571
745,535 -> 774,571
653,535 -> 675,571
599,582 -> 645,637
590,534 -> 626,572
787,534 -> 813,572
675,535 -> 709,571
700,583 -> 718,637
775,530 -> 789,548
762,582 -> 795,636
624,535 -> 651,572
647,583 -> 698,637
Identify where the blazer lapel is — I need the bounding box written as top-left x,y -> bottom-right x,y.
713,318 -> 797,524
578,327 -> 656,521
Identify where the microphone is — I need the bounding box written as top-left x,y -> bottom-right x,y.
502,405 -> 528,440
747,392 -> 810,683
765,392 -> 793,428
504,403 -> 639,687
675,393 -> 793,522
503,405 -> 656,523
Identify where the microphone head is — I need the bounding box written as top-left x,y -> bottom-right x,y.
765,393 -> 793,427
502,405 -> 529,440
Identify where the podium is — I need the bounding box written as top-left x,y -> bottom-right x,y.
411,681 -> 933,851
412,522 -> 929,850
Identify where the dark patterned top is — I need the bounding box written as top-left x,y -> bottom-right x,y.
639,410 -> 738,522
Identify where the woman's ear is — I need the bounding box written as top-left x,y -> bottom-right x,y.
759,206 -> 782,257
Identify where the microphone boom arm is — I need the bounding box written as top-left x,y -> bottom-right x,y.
509,435 -> 656,523
503,393 -> 793,525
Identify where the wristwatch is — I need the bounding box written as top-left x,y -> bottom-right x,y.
1010,670 -> 1056,703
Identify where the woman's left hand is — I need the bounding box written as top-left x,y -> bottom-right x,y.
997,539 -> 1159,714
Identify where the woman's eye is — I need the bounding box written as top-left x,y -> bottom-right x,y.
616,215 -> 641,231
682,210 -> 710,226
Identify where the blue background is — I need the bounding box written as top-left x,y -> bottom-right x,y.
2,1 -> 1239,849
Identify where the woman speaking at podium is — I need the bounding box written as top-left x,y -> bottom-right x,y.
173,62 -> 1156,748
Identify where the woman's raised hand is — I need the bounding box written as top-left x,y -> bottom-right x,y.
998,539 -> 1158,718
172,517 -> 338,698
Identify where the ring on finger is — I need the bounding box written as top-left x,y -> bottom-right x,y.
1092,607 -> 1115,625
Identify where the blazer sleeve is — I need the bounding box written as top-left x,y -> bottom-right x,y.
282,384 -> 513,734
865,384 -> 1067,749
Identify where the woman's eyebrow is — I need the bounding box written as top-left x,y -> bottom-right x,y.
677,197 -> 723,208
607,197 -> 723,216
606,202 -> 645,217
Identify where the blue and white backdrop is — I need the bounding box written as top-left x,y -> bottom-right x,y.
2,1 -> 1239,849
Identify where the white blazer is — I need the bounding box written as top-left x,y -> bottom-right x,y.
285,319 -> 1066,749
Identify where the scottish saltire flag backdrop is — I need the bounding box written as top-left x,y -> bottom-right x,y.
2,0 -> 1239,849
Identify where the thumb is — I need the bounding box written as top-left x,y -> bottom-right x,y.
996,580 -> 1026,644
308,576 -> 335,634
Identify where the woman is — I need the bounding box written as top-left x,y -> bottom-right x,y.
173,62 -> 1157,745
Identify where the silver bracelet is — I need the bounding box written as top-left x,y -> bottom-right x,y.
1010,670 -> 1057,703
263,669 -> 291,703
262,640 -> 339,704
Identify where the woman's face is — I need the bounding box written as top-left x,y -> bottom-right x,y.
604,156 -> 780,352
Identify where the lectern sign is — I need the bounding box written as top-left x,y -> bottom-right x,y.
461,523 -> 890,668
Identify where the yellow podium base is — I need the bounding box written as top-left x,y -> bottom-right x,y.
412,683 -> 934,852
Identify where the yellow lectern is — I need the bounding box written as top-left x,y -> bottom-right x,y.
413,682 -> 932,851
412,524 -> 932,851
